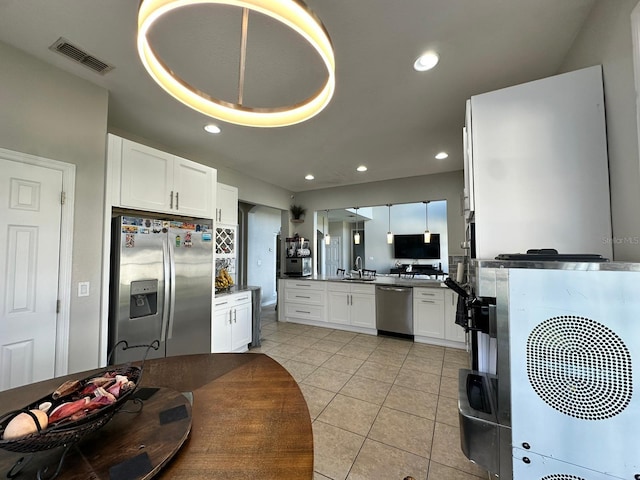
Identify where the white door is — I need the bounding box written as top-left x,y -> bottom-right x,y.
231,302 -> 252,351
0,159 -> 62,390
350,293 -> 376,329
326,237 -> 342,275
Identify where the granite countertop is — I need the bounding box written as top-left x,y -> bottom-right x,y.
214,285 -> 261,297
281,274 -> 449,288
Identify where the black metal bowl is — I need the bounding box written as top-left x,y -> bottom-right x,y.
0,365 -> 141,454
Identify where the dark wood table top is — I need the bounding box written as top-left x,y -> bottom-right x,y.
0,353 -> 314,479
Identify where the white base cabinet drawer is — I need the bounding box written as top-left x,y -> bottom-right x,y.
285,280 -> 324,291
284,303 -> 325,322
285,288 -> 325,306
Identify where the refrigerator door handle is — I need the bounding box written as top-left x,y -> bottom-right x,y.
161,237 -> 171,343
167,238 -> 177,339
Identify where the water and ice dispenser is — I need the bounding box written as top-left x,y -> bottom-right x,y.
129,280 -> 158,319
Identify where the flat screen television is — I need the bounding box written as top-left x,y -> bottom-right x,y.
393,233 -> 440,259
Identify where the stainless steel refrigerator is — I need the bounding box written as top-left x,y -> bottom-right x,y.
108,215 -> 213,364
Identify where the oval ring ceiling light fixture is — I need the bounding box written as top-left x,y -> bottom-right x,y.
137,0 -> 336,128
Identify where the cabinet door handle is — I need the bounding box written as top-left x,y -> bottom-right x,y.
295,310 -> 311,314
233,309 -> 237,323
294,283 -> 311,287
170,190 -> 174,209
421,300 -> 436,304
176,192 -> 179,210
295,295 -> 311,299
228,310 -> 233,324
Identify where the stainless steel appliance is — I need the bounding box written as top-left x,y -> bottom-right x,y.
108,215 -> 213,364
507,264 -> 640,479
285,236 -> 311,276
457,254 -> 640,480
285,257 -> 312,277
375,286 -> 413,336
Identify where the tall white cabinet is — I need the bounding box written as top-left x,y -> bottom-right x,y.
465,65 -> 612,260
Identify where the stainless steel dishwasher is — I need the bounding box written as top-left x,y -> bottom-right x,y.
375,286 -> 413,336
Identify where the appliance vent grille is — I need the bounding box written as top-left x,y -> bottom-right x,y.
526,315 -> 632,420
48,37 -> 114,74
541,475 -> 585,480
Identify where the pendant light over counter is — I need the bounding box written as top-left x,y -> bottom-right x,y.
424,201 -> 431,243
324,210 -> 331,245
386,204 -> 393,244
354,207 -> 361,245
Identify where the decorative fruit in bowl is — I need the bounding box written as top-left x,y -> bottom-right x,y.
215,268 -> 234,290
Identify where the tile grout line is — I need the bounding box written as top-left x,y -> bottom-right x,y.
260,311 -> 483,480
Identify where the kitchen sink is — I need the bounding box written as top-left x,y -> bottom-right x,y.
342,277 -> 376,282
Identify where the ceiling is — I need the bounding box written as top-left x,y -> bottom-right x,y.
0,0 -> 597,192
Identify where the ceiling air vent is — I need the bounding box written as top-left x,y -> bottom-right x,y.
48,37 -> 114,75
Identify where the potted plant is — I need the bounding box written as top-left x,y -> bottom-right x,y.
290,204 -> 306,223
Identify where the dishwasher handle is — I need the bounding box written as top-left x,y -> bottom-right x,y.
376,286 -> 412,293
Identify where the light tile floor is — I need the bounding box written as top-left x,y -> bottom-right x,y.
250,305 -> 489,480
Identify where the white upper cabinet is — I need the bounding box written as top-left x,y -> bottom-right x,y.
108,135 -> 216,218
216,182 -> 238,225
172,156 -> 215,218
120,140 -> 173,212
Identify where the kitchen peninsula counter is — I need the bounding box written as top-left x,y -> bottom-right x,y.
0,353 -> 313,479
279,275 -> 467,348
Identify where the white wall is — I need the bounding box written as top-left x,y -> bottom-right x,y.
0,41 -> 108,373
291,171 -> 465,267
560,0 -> 640,261
346,202 -> 449,273
247,206 -> 281,305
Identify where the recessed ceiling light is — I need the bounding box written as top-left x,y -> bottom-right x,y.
435,152 -> 448,159
414,52 -> 439,72
356,165 -> 368,172
204,124 -> 221,134
305,174 -> 315,180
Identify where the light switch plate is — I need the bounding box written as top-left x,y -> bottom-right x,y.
78,281 -> 90,297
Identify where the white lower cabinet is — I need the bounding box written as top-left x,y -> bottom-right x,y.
327,283 -> 376,330
212,292 -> 252,353
413,288 -> 445,338
281,280 -> 327,324
414,288 -> 466,348
277,279 -> 464,348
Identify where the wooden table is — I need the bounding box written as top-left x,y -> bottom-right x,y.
0,353 -> 314,479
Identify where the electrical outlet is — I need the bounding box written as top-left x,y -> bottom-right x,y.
78,282 -> 90,297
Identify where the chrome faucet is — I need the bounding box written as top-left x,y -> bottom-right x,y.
355,256 -> 363,277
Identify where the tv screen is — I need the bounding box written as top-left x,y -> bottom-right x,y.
393,234 -> 441,259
